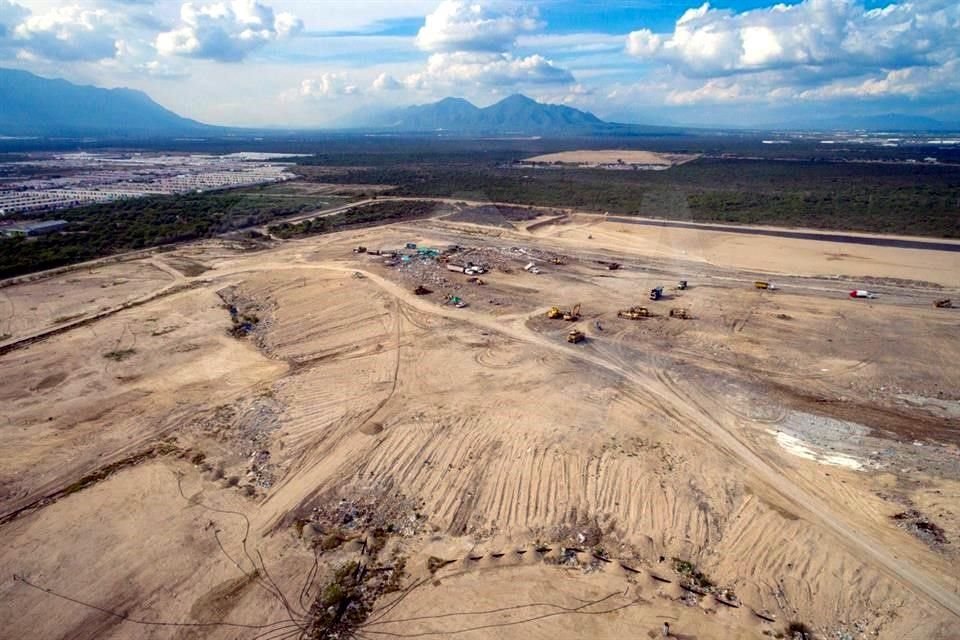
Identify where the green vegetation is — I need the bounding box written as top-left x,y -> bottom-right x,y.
267,200 -> 446,238
296,158 -> 960,238
672,557 -> 714,590
0,188 -> 347,279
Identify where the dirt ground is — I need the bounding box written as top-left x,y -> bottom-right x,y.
523,150 -> 699,167
1,208 -> 959,640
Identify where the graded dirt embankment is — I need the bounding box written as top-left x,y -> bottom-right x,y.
1,220 -> 958,640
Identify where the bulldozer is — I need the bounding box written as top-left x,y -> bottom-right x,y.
546,306 -> 564,319
617,306 -> 650,320
669,308 -> 691,319
934,298 -> 953,308
563,303 -> 582,321
567,329 -> 585,343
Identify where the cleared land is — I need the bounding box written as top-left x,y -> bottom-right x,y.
523,150 -> 700,166
1,204 -> 959,640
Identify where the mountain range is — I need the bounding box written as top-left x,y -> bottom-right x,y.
0,68 -> 213,137
1,67 -> 957,137
367,94 -> 607,134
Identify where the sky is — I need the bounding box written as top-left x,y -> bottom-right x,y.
1,0 -> 959,127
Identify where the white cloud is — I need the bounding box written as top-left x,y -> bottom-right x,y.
155,0 -> 302,62
372,72 -> 401,91
297,72 -> 358,98
799,60 -> 960,100
416,0 -> 540,53
0,0 -> 27,39
405,51 -> 573,89
12,5 -> 119,61
626,0 -> 960,78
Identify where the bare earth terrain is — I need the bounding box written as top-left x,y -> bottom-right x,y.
524,150 -> 700,167
1,204 -> 959,640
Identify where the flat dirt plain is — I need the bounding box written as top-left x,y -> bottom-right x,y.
1,205 -> 959,640
523,149 -> 699,167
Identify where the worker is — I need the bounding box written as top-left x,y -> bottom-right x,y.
595,320 -> 602,331
662,621 -> 671,637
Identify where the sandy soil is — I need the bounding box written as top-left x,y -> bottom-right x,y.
1,211 -> 959,640
523,150 -> 699,167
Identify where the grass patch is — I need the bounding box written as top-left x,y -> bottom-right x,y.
672,557 -> 714,590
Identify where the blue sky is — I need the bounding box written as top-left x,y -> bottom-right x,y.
1,0 -> 958,127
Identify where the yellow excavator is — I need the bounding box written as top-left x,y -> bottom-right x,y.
546,306 -> 563,319
617,306 -> 650,319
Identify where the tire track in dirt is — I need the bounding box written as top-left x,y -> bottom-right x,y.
315,263 -> 960,621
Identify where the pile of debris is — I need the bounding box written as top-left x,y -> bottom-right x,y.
303,491 -> 427,539
891,509 -> 949,547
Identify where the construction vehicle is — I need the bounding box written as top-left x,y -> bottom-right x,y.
617,306 -> 650,319
669,308 -> 691,319
567,329 -> 585,343
413,285 -> 432,295
677,280 -> 688,290
563,303 -> 582,321
850,290 -> 877,299
353,246 -> 367,254
754,281 -> 777,290
551,256 -> 566,265
447,295 -> 467,308
649,286 -> 664,301
546,306 -> 563,319
934,298 -> 953,308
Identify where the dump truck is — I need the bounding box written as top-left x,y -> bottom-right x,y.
934,298 -> 953,308
754,281 -> 777,290
850,290 -> 877,299
617,306 -> 650,319
567,329 -> 585,343
669,308 -> 691,319
649,286 -> 664,301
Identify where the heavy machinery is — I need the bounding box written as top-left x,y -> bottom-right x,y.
546,306 -> 563,319
754,281 -> 777,290
934,298 -> 953,308
353,246 -> 367,254
677,280 -> 688,290
649,286 -> 664,301
563,303 -> 582,321
617,306 -> 650,319
551,256 -> 566,265
669,308 -> 691,319
567,329 -> 585,343
413,285 -> 432,295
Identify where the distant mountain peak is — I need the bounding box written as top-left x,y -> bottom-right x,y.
0,67 -> 214,137
366,93 -> 605,134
